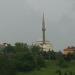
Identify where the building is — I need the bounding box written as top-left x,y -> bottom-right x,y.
64,46 -> 75,55
33,13 -> 53,51
0,43 -> 8,54
0,43 -> 8,49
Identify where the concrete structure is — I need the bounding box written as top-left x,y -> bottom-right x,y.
64,46 -> 75,55
33,13 -> 53,51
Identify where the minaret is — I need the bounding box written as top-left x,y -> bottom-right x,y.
42,13 -> 46,44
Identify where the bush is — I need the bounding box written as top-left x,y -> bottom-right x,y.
57,59 -> 69,68
0,55 -> 16,75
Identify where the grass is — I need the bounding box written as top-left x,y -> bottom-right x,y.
17,60 -> 75,75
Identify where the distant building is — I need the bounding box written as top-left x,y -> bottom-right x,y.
0,43 -> 7,48
0,43 -> 8,51
33,13 -> 53,52
33,41 -> 53,52
64,46 -> 75,55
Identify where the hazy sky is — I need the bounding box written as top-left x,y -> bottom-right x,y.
0,0 -> 75,51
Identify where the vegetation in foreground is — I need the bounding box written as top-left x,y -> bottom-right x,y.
17,61 -> 75,75
0,42 -> 75,75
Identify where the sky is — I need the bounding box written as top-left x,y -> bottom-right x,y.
0,0 -> 75,51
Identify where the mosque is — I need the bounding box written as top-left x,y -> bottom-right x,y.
33,13 -> 53,52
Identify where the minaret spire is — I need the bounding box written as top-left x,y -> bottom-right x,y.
42,12 -> 46,44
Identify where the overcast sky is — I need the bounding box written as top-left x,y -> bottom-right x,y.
0,0 -> 75,51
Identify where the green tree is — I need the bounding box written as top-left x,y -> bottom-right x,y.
0,54 -> 16,75
48,50 -> 56,60
3,44 -> 15,57
14,42 -> 35,72
31,45 -> 45,70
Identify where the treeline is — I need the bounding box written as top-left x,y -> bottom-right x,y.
0,42 -> 75,75
0,43 -> 45,75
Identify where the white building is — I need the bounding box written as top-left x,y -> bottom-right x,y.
33,41 -> 53,52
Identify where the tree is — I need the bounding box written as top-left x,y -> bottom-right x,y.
31,45 -> 45,70
0,54 -> 16,75
14,42 -> 35,72
3,44 -> 15,57
48,50 -> 56,60
64,53 -> 72,61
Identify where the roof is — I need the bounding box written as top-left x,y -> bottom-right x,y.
64,46 -> 75,51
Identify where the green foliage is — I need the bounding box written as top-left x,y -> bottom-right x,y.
56,70 -> 62,75
0,55 -> 16,75
14,43 -> 34,71
30,45 -> 45,70
57,58 -> 69,68
14,43 -> 45,72
3,44 -> 15,55
15,52 -> 35,71
64,53 -> 72,61
1,42 -> 75,75
48,50 -> 56,60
